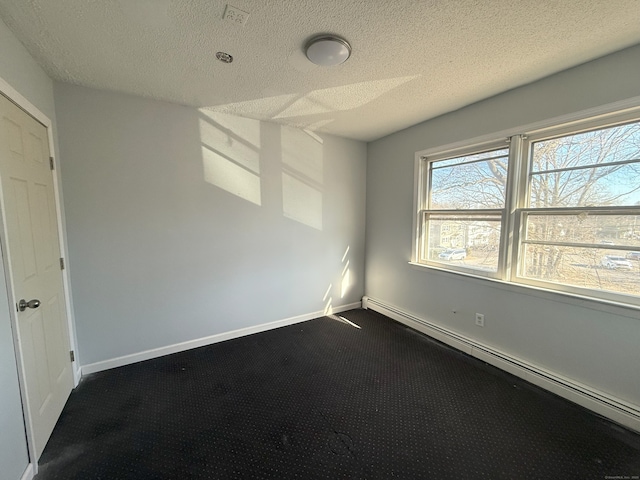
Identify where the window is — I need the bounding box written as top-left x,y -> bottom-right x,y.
416,142 -> 510,277
414,110 -> 640,308
516,119 -> 640,303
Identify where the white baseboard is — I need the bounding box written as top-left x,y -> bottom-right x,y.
20,463 -> 34,480
81,302 -> 362,375
362,295 -> 640,433
73,366 -> 81,386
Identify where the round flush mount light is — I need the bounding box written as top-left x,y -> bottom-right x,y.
216,51 -> 233,63
305,35 -> 351,66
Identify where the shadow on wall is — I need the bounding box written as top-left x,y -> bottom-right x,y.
199,110 -> 323,230
193,76 -> 410,311
197,110 -> 353,311
199,110 -> 262,206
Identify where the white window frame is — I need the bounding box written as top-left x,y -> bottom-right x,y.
412,105 -> 640,310
414,138 -> 515,280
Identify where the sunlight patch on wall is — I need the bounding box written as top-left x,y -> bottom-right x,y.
324,297 -> 333,316
281,125 -> 324,230
200,110 -> 261,150
199,111 -> 260,174
282,172 -> 322,229
199,110 -> 262,205
341,269 -> 351,299
301,128 -> 324,144
341,248 -> 351,298
323,284 -> 332,302
282,126 -> 323,181
202,147 -> 261,205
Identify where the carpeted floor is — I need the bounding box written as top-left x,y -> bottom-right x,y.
36,308 -> 640,479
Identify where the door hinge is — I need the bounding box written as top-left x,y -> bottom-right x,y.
49,156 -> 54,170
60,257 -> 65,270
70,350 -> 75,362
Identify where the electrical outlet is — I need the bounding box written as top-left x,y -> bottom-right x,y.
475,313 -> 485,327
223,4 -> 250,26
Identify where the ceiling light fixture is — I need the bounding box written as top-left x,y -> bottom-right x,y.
305,35 -> 351,66
216,51 -> 233,63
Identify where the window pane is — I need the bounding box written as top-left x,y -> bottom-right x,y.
434,148 -> 509,169
530,120 -> 640,207
530,163 -> 640,208
430,149 -> 508,209
520,245 -> 640,297
532,121 -> 640,173
424,216 -> 501,272
525,213 -> 640,248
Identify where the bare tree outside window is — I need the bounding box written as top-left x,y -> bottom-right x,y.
418,116 -> 640,303
523,122 -> 640,296
424,147 -> 508,273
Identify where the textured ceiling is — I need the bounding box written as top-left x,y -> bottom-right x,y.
1,1 -> 640,141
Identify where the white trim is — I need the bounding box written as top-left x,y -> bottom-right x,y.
73,366 -> 82,385
410,152 -> 421,263
20,463 -> 34,480
81,302 -> 362,375
50,146 -> 79,385
362,295 -> 640,433
0,78 -> 49,127
0,76 -> 77,471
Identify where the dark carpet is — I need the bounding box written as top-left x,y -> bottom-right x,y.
36,308 -> 640,479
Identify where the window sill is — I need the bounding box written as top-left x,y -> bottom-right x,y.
408,261 -> 640,320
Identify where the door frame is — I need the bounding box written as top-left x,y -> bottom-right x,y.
0,75 -> 79,475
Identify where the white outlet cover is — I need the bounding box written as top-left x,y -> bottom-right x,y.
223,4 -> 250,26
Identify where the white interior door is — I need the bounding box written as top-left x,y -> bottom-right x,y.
0,93 -> 73,459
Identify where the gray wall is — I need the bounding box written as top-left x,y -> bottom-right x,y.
366,44 -> 640,408
54,83 -> 367,366
0,15 -> 59,480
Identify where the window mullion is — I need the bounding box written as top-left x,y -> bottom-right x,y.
503,135 -> 525,281
421,208 -> 504,217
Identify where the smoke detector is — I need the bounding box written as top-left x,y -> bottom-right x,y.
216,52 -> 234,63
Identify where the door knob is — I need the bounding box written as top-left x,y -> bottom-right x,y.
18,299 -> 41,311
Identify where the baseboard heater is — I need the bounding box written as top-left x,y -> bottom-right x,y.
362,295 -> 640,433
